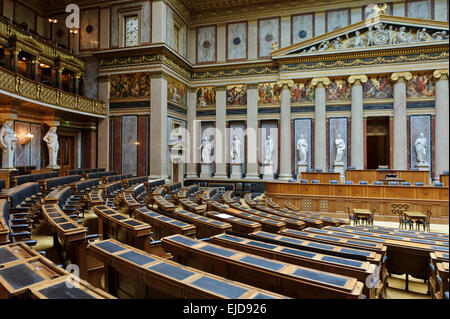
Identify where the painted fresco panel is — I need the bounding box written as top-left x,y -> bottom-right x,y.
258,18 -> 280,57
227,22 -> 247,60
328,118 -> 348,169
327,79 -> 351,101
363,76 -> 393,99
168,76 -> 187,105
407,0 -> 432,19
410,115 -> 432,169
121,116 -> 137,176
293,119 -> 312,172
292,14 -> 314,44
327,9 -> 349,32
197,26 -> 216,63
258,82 -> 282,105
291,81 -> 315,103
196,87 -> 216,107
226,85 -> 247,106
407,74 -> 435,98
110,73 -> 151,99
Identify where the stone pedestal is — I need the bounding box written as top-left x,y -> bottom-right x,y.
416,163 -> 429,171
263,163 -> 275,180
47,164 -> 60,170
334,162 -> 345,183
231,163 -> 242,179
296,162 -> 308,181
1,150 -> 15,170
200,163 -> 212,179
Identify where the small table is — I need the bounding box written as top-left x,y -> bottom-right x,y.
352,208 -> 373,225
403,211 -> 427,220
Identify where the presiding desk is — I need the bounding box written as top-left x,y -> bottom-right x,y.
265,181 -> 449,219
346,169 -> 430,185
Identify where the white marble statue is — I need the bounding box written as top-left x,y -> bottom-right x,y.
296,135 -> 308,164
0,120 -> 17,169
395,27 -> 413,44
231,135 -> 241,164
199,137 -> 212,164
388,26 -> 397,44
414,133 -> 428,165
318,40 -> 330,51
264,136 -> 274,164
43,126 -> 59,168
432,31 -> 448,40
334,134 -> 346,164
331,37 -> 344,49
416,28 -> 431,42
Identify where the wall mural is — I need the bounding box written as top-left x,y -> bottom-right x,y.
292,14 -> 314,44
291,81 -> 315,103
109,73 -> 151,99
196,87 -> 216,107
363,76 -> 393,99
227,22 -> 247,60
258,17 -> 280,57
326,9 -> 349,32
326,79 -> 351,101
168,76 -> 187,105
258,82 -> 282,104
407,74 -> 435,98
226,85 -> 247,106
197,26 -> 216,63
406,0 -> 432,20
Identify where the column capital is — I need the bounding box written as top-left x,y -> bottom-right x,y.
311,77 -> 330,88
276,80 -> 294,89
150,72 -> 168,80
433,69 -> 449,81
247,83 -> 259,90
390,72 -> 412,83
348,74 -> 368,86
187,87 -> 197,93
215,85 -> 227,91
96,75 -> 110,83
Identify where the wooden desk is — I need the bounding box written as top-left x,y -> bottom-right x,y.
205,211 -> 262,234
0,242 -> 39,266
301,172 -> 341,184
346,169 -> 429,185
404,211 -> 427,220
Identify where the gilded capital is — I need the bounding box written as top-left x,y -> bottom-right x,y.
390,72 -> 412,83
215,86 -> 227,92
150,72 -> 168,80
247,83 -> 259,90
311,77 -> 330,88
348,75 -> 368,86
276,80 -> 294,89
187,87 -> 197,93
433,69 -> 449,81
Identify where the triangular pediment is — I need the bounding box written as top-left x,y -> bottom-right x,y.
271,15 -> 449,59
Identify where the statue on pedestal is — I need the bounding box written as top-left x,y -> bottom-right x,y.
264,136 -> 274,164
296,135 -> 308,164
0,120 -> 17,169
231,135 -> 241,164
414,133 -> 428,165
334,134 -> 346,164
199,137 -> 212,164
43,126 -> 59,168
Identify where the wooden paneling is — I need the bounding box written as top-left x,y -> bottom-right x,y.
346,169 -> 430,184
441,175 -> 449,187
301,172 -> 341,183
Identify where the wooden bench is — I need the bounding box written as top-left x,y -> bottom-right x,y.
430,252 -> 449,299
120,192 -> 142,217
210,232 -> 383,298
266,197 -> 281,209
93,205 -> 152,252
88,239 -> 288,299
179,198 -> 205,214
0,201 -> 9,244
205,211 -> 262,234
284,201 -> 300,211
0,242 -> 38,266
39,175 -> 82,192
135,207 -> 196,239
208,201 -> 286,233
153,195 -> 176,213
276,208 -> 324,228
221,191 -> 235,205
244,193 -> 258,208
285,210 -> 348,227
161,209 -> 232,238
230,203 -> 306,230
88,189 -> 105,207
162,234 -> 364,299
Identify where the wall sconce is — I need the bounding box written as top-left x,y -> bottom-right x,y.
48,18 -> 58,23
133,141 -> 140,146
19,133 -> 34,145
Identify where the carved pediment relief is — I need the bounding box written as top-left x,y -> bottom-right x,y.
272,15 -> 449,58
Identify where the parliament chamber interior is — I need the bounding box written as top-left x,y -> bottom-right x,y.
0,0 -> 448,303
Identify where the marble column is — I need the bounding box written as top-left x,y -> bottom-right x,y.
245,83 -> 259,179
151,0 -> 167,44
97,75 -> 110,171
312,77 -> 330,171
149,73 -> 168,179
348,75 -> 368,170
33,59 -> 40,82
186,88 -> 198,178
12,49 -> 20,74
391,72 -> 412,170
279,82 -> 293,180
57,67 -> 63,90
433,69 -> 449,180
214,86 -> 227,178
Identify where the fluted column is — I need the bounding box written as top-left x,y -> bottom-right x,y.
348,75 -> 368,170
214,86 -> 227,178
186,88 -> 198,178
245,83 -> 259,179
278,81 -> 293,180
391,72 -> 412,170
97,75 -> 110,170
149,72 -> 168,179
433,69 -> 449,180
312,77 -> 330,171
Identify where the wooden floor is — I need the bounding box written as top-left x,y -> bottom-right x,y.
30,203 -> 448,299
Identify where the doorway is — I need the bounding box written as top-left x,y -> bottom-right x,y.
58,135 -> 75,174
366,117 -> 390,169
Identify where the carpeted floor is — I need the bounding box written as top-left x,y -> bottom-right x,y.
31,204 -> 447,299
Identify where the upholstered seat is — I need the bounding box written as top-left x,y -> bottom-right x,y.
359,181 -> 368,185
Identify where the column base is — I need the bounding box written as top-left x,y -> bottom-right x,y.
278,174 -> 292,181
199,163 -> 212,179
296,163 -> 308,181
186,173 -> 199,179
47,164 -> 60,170
231,163 -> 242,179
263,163 -> 275,180
334,162 -> 345,183
416,163 -> 430,171
0,168 -> 17,172
244,174 -> 260,180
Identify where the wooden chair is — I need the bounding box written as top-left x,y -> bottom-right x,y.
347,207 -> 358,226
416,210 -> 432,232
401,212 -> 414,230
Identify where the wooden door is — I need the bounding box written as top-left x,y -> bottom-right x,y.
58,135 -> 75,174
